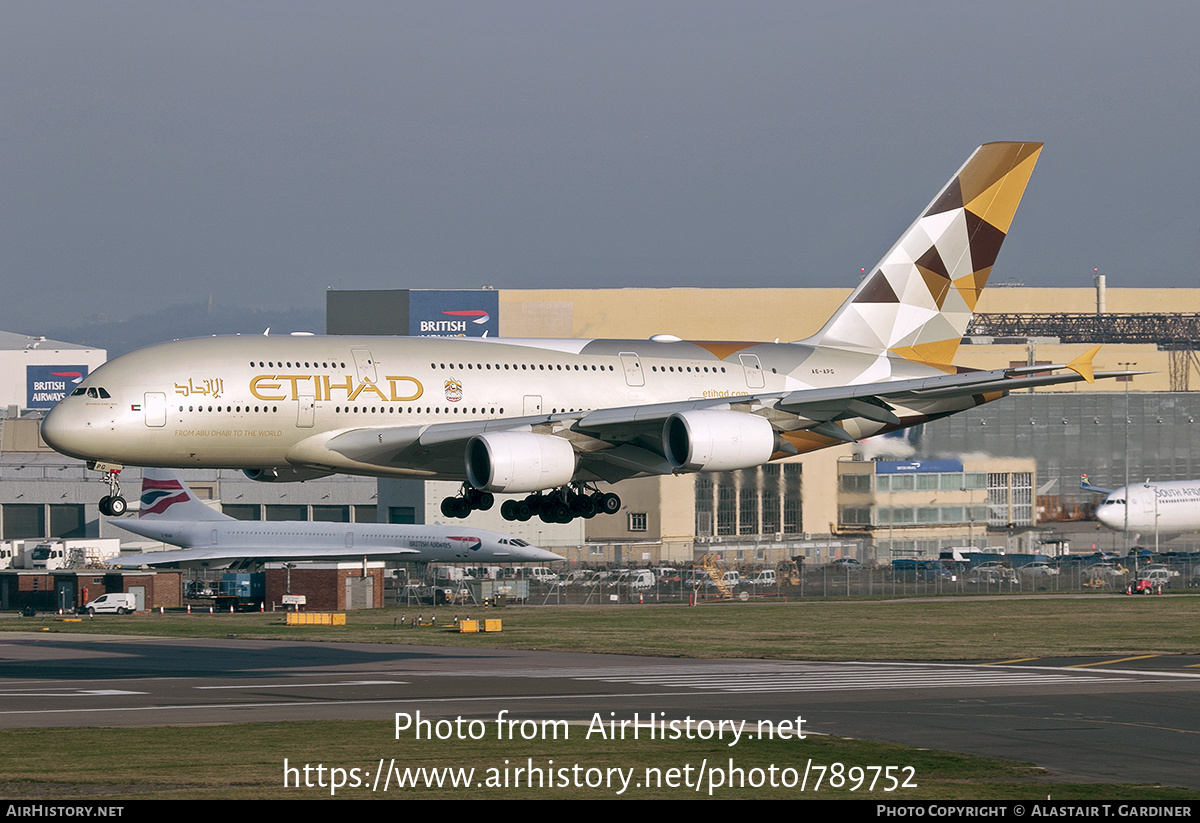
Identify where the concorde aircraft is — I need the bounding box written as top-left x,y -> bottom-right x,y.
1082,473 -> 1200,538
107,468 -> 563,569
43,142 -> 1133,523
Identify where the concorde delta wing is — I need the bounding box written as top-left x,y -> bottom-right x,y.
109,545 -> 421,569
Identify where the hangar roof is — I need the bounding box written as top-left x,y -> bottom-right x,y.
0,330 -> 101,352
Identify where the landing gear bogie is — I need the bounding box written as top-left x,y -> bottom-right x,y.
440,487 -> 497,519
94,466 -> 127,517
497,485 -> 620,524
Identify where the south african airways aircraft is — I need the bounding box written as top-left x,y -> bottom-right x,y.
1082,474 -> 1200,537
108,469 -> 562,569
42,143 -> 1133,522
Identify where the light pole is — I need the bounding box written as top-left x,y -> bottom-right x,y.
1118,362 -> 1137,555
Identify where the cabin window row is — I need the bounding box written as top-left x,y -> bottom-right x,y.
649,366 -> 728,373
178,406 -> 280,413
250,361 -> 347,369
430,362 -> 615,372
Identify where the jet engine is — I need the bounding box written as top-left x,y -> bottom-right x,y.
243,468 -> 334,483
466,432 -> 577,493
663,410 -> 776,472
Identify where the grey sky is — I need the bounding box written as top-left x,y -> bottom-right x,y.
2,1 -> 1198,333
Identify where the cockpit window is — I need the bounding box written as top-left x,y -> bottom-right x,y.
98,388 -> 110,398
87,388 -> 98,398
71,388 -> 86,396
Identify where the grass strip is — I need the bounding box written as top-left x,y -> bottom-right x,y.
2,720 -> 1198,800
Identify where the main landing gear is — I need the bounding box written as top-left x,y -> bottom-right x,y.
440,487 -> 495,519
439,483 -> 621,524
91,464 -> 128,517
500,484 -> 621,524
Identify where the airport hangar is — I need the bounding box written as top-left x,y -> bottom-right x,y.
3,281 -> 1200,572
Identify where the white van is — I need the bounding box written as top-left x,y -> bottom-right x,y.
748,570 -> 776,587
81,593 -> 137,615
511,566 -> 559,584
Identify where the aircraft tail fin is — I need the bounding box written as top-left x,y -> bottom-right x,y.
1080,473 -> 1114,496
804,142 -> 1043,368
137,468 -> 231,521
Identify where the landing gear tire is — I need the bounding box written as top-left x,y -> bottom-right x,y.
469,490 -> 495,512
541,499 -> 571,524
441,497 -> 472,518
598,492 -> 621,514
95,467 -> 126,518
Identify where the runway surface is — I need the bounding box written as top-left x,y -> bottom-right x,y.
3,632 -> 1199,789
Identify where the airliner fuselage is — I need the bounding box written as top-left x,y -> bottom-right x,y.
42,333 -> 944,474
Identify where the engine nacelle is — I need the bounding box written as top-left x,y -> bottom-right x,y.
243,467 -> 334,483
663,410 -> 776,472
465,432 -> 577,493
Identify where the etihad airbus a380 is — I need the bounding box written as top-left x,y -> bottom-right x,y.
42,143 -> 1132,522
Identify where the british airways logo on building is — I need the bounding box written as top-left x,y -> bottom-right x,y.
419,311 -> 491,333
27,365 -> 89,410
408,291 -> 498,338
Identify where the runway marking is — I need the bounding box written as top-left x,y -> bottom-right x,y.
0,689 -> 147,696
0,691 -> 721,718
195,680 -> 405,690
411,661 -> 1132,693
1066,655 -> 1160,669
985,657 -> 1041,665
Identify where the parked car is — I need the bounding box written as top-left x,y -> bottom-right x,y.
967,562 -> 1018,585
1018,562 -> 1060,579
830,557 -> 864,570
1133,568 -> 1175,589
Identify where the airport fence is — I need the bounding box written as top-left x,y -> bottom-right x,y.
497,557 -> 1200,605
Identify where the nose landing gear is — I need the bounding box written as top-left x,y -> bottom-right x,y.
91,463 -> 127,516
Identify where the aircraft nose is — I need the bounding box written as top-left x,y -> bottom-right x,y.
525,545 -> 565,562
40,404 -> 69,452
41,402 -> 90,459
1096,503 -> 1123,530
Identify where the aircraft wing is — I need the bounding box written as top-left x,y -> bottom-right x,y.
108,545 -> 420,569
282,347 -> 1139,485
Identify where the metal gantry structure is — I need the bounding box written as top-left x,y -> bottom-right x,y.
967,313 -> 1200,391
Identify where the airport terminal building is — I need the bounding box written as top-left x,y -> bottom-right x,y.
3,280 -> 1200,569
